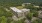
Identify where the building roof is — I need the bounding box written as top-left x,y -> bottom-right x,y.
10,7 -> 22,12
22,3 -> 31,4
10,7 -> 30,12
34,5 -> 39,8
21,9 -> 30,12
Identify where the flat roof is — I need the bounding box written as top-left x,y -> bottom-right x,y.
10,7 -> 22,12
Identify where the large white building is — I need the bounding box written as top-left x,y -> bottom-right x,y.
10,7 -> 30,21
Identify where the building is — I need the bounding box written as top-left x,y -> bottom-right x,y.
38,10 -> 42,18
10,7 -> 30,21
34,5 -> 39,8
22,3 -> 31,7
21,8 -> 30,15
10,7 -> 22,18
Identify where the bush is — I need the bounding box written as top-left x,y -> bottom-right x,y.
14,18 -> 25,23
26,13 -> 33,20
1,16 -> 7,23
33,11 -> 38,17
32,19 -> 42,23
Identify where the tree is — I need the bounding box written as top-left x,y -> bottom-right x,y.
1,16 -> 7,23
32,19 -> 42,23
39,3 -> 42,10
26,12 -> 33,20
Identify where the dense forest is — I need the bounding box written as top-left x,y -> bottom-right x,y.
0,0 -> 42,6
